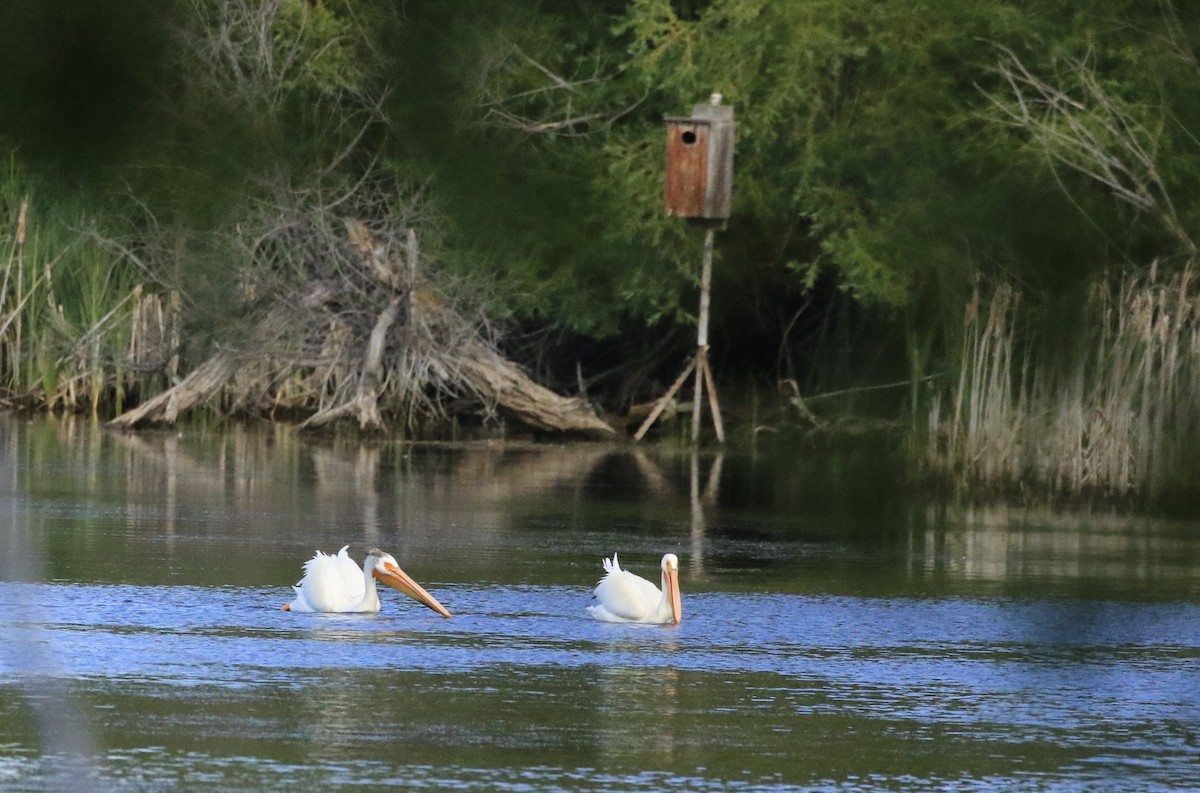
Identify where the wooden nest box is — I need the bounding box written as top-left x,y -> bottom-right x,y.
664,93 -> 735,222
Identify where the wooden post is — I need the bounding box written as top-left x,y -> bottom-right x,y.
636,93 -> 733,445
634,225 -> 725,445
632,356 -> 696,442
691,227 -> 723,445
697,227 -> 714,350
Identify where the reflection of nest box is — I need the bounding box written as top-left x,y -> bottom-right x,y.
664,94 -> 734,221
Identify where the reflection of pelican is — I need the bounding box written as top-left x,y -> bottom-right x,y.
282,546 -> 452,616
588,554 -> 682,624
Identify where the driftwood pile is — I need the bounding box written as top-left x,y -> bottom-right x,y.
106,219 -> 613,438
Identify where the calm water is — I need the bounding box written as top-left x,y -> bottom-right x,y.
1,415 -> 1198,791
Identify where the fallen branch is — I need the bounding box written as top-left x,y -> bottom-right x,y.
106,214 -> 615,438
453,348 -> 615,436
105,353 -> 236,429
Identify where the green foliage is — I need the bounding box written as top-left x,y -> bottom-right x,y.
0,0 -> 179,181
614,1 -> 1038,305
4,0 -> 1200,424
273,0 -> 370,98
1,164 -> 144,408
380,1 -> 707,336
401,0 -> 1200,391
395,1 -> 1027,339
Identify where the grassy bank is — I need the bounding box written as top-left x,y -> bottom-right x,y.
1,186 -> 175,415
9,179 -> 1200,506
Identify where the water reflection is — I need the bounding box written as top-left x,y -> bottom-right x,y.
916,502 -> 1200,595
690,452 -> 723,578
0,416 -> 99,790
9,414 -> 1192,594
2,413 -> 1200,791
593,663 -> 681,762
4,411 -> 1200,600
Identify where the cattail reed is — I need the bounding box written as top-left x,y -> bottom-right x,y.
2,195 -> 170,415
15,198 -> 26,247
930,267 -> 1200,500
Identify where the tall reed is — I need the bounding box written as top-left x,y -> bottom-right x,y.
2,187 -> 177,415
929,266 -> 1200,499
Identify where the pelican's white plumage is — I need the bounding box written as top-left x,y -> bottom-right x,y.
587,553 -> 682,624
282,545 -> 452,616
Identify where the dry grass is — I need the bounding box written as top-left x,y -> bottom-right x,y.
929,265 -> 1200,498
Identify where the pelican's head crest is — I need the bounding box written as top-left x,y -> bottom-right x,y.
366,548 -> 399,569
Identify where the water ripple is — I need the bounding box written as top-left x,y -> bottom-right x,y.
3,581 -> 1198,790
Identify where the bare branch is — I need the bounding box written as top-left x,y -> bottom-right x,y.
981,42 -> 1195,257
472,37 -> 644,137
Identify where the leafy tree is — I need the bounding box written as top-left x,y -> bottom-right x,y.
6,0 -> 1200,423
397,0 -> 1200,391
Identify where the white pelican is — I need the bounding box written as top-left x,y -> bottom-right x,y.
587,553 -> 682,624
282,546 -> 452,616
